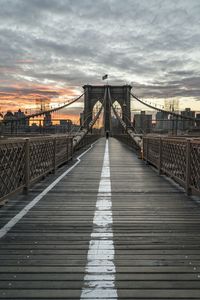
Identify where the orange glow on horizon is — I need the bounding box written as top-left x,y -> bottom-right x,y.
29,113 -> 80,126
0,83 -> 83,119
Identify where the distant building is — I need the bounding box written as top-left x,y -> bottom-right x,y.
59,119 -> 72,131
178,108 -> 195,131
4,111 -> 15,121
3,109 -> 29,133
155,111 -> 171,131
14,109 -> 25,118
44,112 -> 52,127
196,113 -> 200,128
14,109 -> 28,126
4,109 -> 28,124
134,111 -> 152,133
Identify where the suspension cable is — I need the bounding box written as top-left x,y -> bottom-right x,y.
4,93 -> 85,124
87,89 -> 107,130
131,92 -> 197,121
111,98 -> 144,134
69,107 -> 103,135
73,89 -> 107,147
108,88 -> 142,148
108,90 -> 127,131
108,89 -> 139,133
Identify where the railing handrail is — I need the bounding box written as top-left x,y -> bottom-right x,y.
0,134 -> 100,202
143,136 -> 200,196
143,136 -> 200,144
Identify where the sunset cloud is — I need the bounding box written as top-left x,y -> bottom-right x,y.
0,82 -> 82,115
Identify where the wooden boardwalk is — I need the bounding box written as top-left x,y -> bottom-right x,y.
0,137 -> 200,299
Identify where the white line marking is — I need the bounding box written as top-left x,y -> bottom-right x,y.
0,142 -> 97,239
81,139 -> 118,299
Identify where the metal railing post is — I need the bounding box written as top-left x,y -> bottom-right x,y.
186,139 -> 191,195
142,138 -> 145,160
66,137 -> 69,161
53,137 -> 56,173
146,138 -> 149,163
158,137 -> 162,175
71,137 -> 73,159
24,138 -> 30,193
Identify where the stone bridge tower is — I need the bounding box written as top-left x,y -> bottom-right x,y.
83,85 -> 132,132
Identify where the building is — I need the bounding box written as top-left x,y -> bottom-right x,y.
134,111 -> 152,133
3,111 -> 15,121
3,110 -> 29,133
14,109 -> 28,126
196,114 -> 200,128
59,119 -> 72,132
155,111 -> 171,131
178,108 -> 195,131
43,112 -> 52,127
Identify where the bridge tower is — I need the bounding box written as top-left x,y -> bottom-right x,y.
83,85 -> 132,132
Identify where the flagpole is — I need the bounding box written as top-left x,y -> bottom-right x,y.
102,74 -> 108,85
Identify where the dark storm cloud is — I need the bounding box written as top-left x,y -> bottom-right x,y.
133,76 -> 200,100
0,0 -> 200,104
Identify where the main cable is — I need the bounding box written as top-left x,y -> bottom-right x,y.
131,93 -> 197,121
4,93 -> 85,124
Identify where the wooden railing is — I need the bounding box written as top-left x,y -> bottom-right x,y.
143,136 -> 200,196
0,134 -> 100,201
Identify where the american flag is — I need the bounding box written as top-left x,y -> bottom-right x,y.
102,74 -> 108,80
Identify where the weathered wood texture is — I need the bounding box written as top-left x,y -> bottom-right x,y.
110,138 -> 200,299
0,141 -> 105,299
0,138 -> 200,299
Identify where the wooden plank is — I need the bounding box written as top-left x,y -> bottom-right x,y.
110,138 -> 200,299
0,289 -> 200,299
0,137 -> 200,299
0,139 -> 105,299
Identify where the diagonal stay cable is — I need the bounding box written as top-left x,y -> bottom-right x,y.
72,88 -> 107,147
108,88 -> 142,148
109,95 -> 145,135
107,88 -> 127,131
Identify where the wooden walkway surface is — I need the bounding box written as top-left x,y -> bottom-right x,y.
0,137 -> 200,299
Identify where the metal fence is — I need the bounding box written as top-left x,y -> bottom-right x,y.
0,134 -> 99,201
143,136 -> 200,196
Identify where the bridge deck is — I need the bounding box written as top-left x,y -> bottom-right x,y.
0,137 -> 200,299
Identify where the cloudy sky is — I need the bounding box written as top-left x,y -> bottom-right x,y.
0,0 -> 200,119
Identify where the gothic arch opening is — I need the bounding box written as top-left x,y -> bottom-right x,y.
92,100 -> 103,129
111,101 -> 123,134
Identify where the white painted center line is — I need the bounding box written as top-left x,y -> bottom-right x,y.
80,139 -> 118,299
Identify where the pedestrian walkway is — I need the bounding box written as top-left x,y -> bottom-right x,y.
0,138 -> 200,299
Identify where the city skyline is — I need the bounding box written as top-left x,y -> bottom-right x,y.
0,0 -> 200,117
